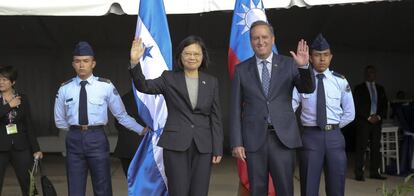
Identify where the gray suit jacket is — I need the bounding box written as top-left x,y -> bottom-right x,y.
230,54 -> 315,152
130,64 -> 223,156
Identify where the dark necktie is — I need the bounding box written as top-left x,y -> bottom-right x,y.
79,80 -> 88,125
261,60 -> 270,97
316,74 -> 327,129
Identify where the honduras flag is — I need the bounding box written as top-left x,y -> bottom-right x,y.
127,0 -> 171,195
228,0 -> 276,195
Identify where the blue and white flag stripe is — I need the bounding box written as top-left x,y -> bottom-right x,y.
127,0 -> 171,195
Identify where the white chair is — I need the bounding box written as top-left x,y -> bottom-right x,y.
381,126 -> 400,174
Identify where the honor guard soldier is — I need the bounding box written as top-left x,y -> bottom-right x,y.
54,41 -> 146,196
292,34 -> 355,196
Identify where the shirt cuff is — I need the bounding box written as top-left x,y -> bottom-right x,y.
134,124 -> 145,135
298,63 -> 309,69
129,62 -> 138,70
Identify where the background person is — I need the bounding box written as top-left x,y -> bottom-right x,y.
354,65 -> 388,181
0,65 -> 43,196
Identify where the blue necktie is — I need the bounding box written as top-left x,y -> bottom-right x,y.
261,60 -> 270,97
79,81 -> 88,125
261,60 -> 272,124
316,74 -> 327,129
369,82 -> 377,114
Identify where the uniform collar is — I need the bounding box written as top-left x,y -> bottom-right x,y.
75,75 -> 95,86
313,68 -> 333,80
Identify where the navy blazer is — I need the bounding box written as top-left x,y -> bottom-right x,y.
230,54 -> 315,151
130,64 -> 223,156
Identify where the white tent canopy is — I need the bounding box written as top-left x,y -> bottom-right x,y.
0,0 -> 398,16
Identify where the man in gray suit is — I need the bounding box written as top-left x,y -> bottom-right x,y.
230,20 -> 315,196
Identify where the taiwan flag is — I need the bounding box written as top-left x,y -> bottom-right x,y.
228,0 -> 277,79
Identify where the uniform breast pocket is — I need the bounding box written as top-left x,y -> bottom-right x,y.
64,101 -> 76,117
327,91 -> 341,107
89,98 -> 105,114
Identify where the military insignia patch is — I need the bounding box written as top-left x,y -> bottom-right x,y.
113,88 -> 119,96
346,84 -> 351,92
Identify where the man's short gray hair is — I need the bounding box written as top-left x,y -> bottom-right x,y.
249,20 -> 274,37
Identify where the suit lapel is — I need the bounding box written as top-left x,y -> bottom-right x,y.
375,83 -> 381,96
177,72 -> 193,110
268,54 -> 282,99
194,72 -> 207,110
247,57 -> 267,98
363,83 -> 372,104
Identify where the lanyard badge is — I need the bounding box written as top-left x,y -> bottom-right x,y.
6,124 -> 18,135
6,109 -> 18,135
2,93 -> 19,135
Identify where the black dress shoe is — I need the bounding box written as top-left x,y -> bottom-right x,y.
369,174 -> 387,180
355,175 -> 365,181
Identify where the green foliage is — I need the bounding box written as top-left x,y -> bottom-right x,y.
379,173 -> 414,196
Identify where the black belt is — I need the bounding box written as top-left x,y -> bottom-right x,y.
304,124 -> 339,131
70,125 -> 104,131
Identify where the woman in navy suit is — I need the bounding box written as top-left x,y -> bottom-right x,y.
0,65 -> 43,196
129,36 -> 223,196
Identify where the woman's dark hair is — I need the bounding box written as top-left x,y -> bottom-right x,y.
0,65 -> 18,83
174,35 -> 210,71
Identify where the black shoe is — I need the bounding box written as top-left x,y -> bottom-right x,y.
369,174 -> 387,180
355,175 -> 365,181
